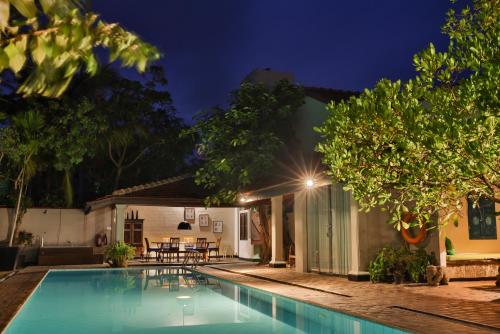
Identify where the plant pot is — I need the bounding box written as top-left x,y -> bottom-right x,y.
113,257 -> 128,268
0,246 -> 20,271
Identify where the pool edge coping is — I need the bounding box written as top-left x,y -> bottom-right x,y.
0,270 -> 50,334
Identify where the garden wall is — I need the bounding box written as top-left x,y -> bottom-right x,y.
0,207 -> 96,246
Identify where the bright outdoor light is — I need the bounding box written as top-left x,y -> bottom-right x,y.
305,178 -> 315,188
239,197 -> 246,203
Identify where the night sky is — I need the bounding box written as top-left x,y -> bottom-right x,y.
93,1 -> 459,122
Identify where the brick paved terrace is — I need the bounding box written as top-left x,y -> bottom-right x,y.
0,263 -> 499,334
197,263 -> 500,334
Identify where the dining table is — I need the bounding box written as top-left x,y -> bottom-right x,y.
151,241 -> 215,262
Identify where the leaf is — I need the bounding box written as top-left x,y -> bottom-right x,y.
10,0 -> 37,18
39,0 -> 55,13
0,0 -> 9,31
4,37 -> 27,73
31,37 -> 46,65
0,48 -> 8,70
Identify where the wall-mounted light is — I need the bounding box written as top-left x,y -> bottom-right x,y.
305,178 -> 315,189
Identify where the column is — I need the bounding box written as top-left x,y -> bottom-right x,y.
114,204 -> 126,242
269,195 -> 286,267
294,190 -> 308,272
347,192 -> 362,280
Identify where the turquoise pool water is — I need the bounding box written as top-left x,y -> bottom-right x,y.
5,268 -> 407,334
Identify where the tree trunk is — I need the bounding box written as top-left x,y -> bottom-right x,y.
114,166 -> 123,191
8,177 -> 25,247
252,204 -> 271,264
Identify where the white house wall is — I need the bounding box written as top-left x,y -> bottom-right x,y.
127,206 -> 237,255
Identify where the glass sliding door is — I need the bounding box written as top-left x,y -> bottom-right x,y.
306,184 -> 351,275
331,184 -> 351,275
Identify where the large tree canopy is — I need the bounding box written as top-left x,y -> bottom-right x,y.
188,80 -> 304,206
317,0 -> 499,229
0,0 -> 159,98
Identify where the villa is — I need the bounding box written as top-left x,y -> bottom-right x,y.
1,70 -> 497,282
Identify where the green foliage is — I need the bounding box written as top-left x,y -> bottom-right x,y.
445,237 -> 455,255
105,241 -> 135,267
316,0 -> 499,229
407,248 -> 434,283
187,80 -> 304,206
368,247 -> 401,283
369,246 -> 433,283
0,97 -> 105,207
80,66 -> 192,191
0,0 -> 159,97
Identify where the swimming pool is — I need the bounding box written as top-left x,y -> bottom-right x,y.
4,268 -> 407,334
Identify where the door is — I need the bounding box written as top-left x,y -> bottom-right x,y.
306,184 -> 351,275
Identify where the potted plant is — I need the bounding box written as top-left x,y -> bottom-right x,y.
105,241 -> 135,268
445,237 -> 455,256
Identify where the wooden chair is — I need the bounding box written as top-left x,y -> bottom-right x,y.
167,237 -> 180,262
144,238 -> 161,262
208,237 -> 221,261
195,238 -> 208,262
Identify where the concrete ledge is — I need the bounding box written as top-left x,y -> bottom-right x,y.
269,261 -> 287,268
446,259 -> 500,280
347,273 -> 370,281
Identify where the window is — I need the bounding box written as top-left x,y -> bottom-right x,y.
239,212 -> 249,240
468,197 -> 497,240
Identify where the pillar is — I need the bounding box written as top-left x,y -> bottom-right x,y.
294,191 -> 308,272
347,193 -> 363,280
270,195 -> 286,267
114,204 -> 126,243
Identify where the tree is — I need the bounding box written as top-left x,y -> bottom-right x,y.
317,0 -> 499,230
189,80 -> 304,206
43,98 -> 106,207
0,0 -> 160,246
189,80 -> 304,262
81,66 -> 192,191
0,0 -> 159,98
0,111 -> 44,246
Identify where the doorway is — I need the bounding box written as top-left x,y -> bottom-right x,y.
306,184 -> 351,275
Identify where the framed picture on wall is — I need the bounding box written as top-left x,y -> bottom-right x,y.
213,220 -> 223,233
184,207 -> 195,221
199,214 -> 209,227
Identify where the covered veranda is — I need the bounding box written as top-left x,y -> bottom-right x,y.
86,175 -> 242,264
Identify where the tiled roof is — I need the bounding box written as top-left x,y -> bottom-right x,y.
111,174 -> 190,196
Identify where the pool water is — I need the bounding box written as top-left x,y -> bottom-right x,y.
5,268 -> 406,334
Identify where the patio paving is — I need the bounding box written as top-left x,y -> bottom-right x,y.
1,262 -> 498,334
197,263 -> 500,334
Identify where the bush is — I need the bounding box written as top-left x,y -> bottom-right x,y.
105,241 -> 135,267
369,246 -> 433,283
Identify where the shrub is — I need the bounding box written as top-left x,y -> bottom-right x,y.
105,241 -> 135,268
369,246 -> 433,283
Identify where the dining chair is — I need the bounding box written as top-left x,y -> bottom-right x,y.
195,238 -> 208,262
167,237 -> 180,262
144,238 -> 161,262
208,237 -> 221,261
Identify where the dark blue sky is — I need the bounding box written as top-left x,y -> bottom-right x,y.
93,1 -> 458,122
